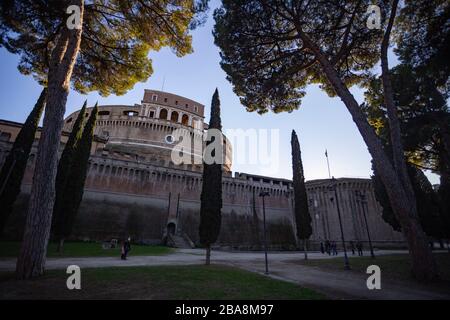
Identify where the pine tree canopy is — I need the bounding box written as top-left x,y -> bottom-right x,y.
213,0 -> 385,114
363,64 -> 449,174
0,0 -> 209,96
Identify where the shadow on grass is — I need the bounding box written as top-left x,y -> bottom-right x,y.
288,253 -> 450,292
0,265 -> 326,300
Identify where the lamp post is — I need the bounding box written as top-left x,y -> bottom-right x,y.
328,177 -> 350,270
259,191 -> 270,275
355,191 -> 375,258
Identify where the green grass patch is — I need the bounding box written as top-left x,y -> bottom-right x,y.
291,253 -> 450,282
0,241 -> 173,258
0,265 -> 325,300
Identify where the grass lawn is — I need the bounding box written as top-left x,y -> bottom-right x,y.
0,241 -> 173,258
290,253 -> 450,282
0,265 -> 325,300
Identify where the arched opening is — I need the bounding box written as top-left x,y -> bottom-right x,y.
159,108 -> 168,120
167,222 -> 176,236
181,114 -> 189,126
170,111 -> 179,122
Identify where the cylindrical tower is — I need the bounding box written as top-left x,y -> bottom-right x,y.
63,90 -> 232,172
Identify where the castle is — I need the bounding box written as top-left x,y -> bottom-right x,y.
0,89 -> 405,249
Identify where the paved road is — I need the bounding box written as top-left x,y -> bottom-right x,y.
1,249 -> 449,300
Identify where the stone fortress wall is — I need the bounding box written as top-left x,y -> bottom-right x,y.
0,89 -> 405,249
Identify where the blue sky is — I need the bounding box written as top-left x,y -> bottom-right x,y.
0,1 -> 439,184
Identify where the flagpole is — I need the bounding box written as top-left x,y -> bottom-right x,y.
325,149 -> 331,179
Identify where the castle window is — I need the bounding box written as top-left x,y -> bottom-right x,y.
159,108 -> 168,119
181,114 -> 189,126
170,111 -> 179,122
175,100 -> 178,105
149,111 -> 155,118
0,132 -> 11,142
164,98 -> 168,103
152,94 -> 158,101
98,110 -> 110,116
194,106 -> 198,112
165,135 -> 174,144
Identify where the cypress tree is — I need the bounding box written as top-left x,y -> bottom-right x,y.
54,104 -> 97,251
0,88 -> 46,236
52,101 -> 87,251
199,89 -> 223,265
291,130 -> 312,260
372,161 -> 444,240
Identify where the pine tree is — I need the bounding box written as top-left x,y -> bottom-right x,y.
2,0 -> 208,279
0,88 -> 46,236
52,101 -> 87,251
55,104 -> 97,249
213,0 -> 440,280
291,130 -> 312,260
199,89 -> 223,265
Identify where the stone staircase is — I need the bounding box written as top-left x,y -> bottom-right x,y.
167,233 -> 194,249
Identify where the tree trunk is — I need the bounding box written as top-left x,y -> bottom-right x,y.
296,28 -> 438,280
205,244 -> 211,265
15,0 -> 84,280
380,0 -> 417,208
303,240 -> 308,260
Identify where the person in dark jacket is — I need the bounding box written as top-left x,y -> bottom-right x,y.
357,241 -> 363,256
332,241 -> 338,256
350,241 -> 356,255
121,237 -> 132,260
320,242 -> 325,254
325,240 -> 331,255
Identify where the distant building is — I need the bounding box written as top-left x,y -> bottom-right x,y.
0,90 -> 404,249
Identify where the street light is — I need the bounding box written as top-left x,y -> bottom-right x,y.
355,191 -> 375,259
259,191 -> 270,275
328,177 -> 350,270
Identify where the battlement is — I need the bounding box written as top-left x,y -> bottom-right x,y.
142,89 -> 205,118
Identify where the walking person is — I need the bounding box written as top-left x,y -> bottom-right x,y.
121,237 -> 132,260
357,241 -> 363,256
350,241 -> 356,255
325,239 -> 331,255
332,241 -> 338,256
320,242 -> 325,254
